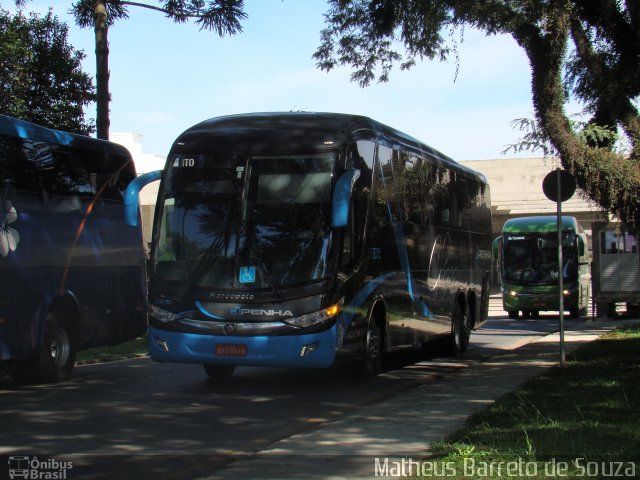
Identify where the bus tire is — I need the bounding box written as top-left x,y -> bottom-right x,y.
203,364 -> 235,379
356,320 -> 382,380
507,310 -> 519,319
448,301 -> 470,355
34,313 -> 76,383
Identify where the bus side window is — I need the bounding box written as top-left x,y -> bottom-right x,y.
350,141 -> 374,264
372,144 -> 401,270
431,166 -> 453,226
0,135 -> 42,209
375,145 -> 396,222
395,153 -> 426,226
37,146 -> 95,214
455,175 -> 472,229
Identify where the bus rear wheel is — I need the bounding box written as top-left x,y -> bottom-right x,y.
34,313 -> 76,383
448,301 -> 470,355
507,310 -> 519,319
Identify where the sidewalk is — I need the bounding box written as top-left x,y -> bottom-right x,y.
196,317 -> 638,480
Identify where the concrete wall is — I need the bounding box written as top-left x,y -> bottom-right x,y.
459,157 -> 610,246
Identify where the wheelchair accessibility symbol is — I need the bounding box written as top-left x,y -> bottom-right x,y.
239,266 -> 256,283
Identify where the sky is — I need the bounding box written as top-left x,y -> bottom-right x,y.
19,0 -> 547,161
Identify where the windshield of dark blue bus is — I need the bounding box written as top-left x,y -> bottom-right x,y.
502,232 -> 578,285
153,153 -> 335,290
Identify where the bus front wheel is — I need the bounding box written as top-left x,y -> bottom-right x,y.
448,301 -> 470,355
356,320 -> 382,380
34,313 -> 76,383
507,310 -> 519,319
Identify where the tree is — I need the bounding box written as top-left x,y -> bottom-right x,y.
314,0 -> 640,230
0,8 -> 95,135
71,0 -> 247,140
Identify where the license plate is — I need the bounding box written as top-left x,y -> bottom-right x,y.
215,343 -> 247,357
533,303 -> 547,307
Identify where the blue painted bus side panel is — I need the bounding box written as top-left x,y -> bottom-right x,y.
0,115 -> 147,362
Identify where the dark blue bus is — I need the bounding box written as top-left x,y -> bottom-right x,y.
0,115 -> 148,383
136,113 -> 492,379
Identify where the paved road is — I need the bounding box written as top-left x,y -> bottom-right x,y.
0,296 -> 586,479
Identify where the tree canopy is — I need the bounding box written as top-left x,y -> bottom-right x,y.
0,8 -> 95,135
70,0 -> 247,140
314,0 -> 640,230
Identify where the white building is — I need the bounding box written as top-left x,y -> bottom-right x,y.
459,157 -> 611,246
111,132 -> 165,248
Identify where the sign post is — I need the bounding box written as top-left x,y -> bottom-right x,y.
542,168 -> 576,366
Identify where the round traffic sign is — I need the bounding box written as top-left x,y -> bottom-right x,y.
542,169 -> 576,202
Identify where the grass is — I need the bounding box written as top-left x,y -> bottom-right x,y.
420,325 -> 640,479
75,334 -> 149,364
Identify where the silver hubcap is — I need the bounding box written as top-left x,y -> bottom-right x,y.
49,326 -> 70,368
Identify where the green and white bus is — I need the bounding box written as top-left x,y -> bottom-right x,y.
494,216 -> 590,319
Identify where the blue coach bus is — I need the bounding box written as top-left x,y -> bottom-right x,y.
0,115 -> 148,383
134,113 -> 492,379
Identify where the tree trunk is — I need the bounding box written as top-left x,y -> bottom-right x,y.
94,1 -> 109,140
517,8 -> 640,230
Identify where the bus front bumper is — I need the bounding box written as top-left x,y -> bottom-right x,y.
148,324 -> 340,368
502,290 -> 579,312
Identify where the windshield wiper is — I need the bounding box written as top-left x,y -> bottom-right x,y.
246,234 -> 284,301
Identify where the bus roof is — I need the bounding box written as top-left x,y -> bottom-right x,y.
0,114 -> 133,160
503,215 -> 580,233
171,112 -> 486,183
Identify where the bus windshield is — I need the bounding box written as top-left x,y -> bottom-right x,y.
502,232 -> 578,285
153,152 -> 335,290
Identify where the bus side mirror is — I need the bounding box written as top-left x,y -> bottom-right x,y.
577,235 -> 586,257
332,169 -> 360,228
124,170 -> 162,227
492,236 -> 502,259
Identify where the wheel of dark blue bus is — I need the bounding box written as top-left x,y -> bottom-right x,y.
356,320 -> 382,380
448,301 -> 470,355
508,310 -> 519,319
35,313 -> 76,383
531,310 -> 540,319
203,364 -> 236,379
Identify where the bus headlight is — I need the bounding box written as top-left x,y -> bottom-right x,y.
509,290 -> 518,297
563,289 -> 570,296
283,304 -> 340,329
